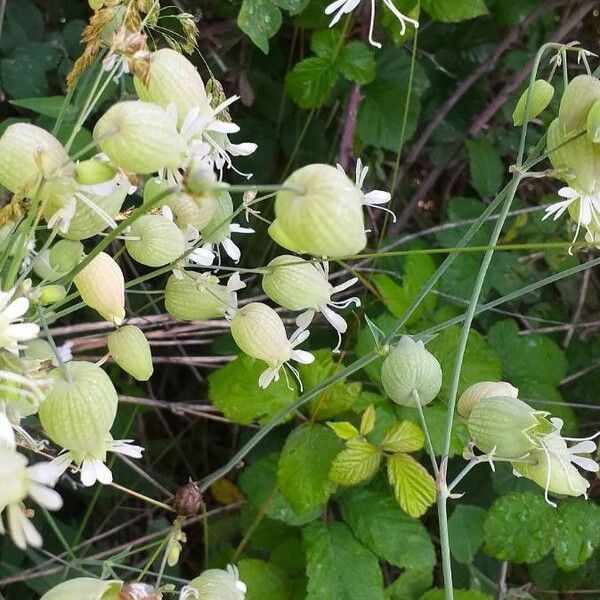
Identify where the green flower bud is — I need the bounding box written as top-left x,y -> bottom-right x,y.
269,164 -> 366,257
586,98 -> 600,143
73,252 -> 125,325
74,159 -> 117,185
107,325 -> 153,381
187,566 -> 246,600
558,74 -> 600,133
40,578 -> 122,600
39,362 -> 118,463
467,396 -> 554,459
0,123 -> 69,195
125,214 -> 186,267
49,240 -> 84,274
513,79 -> 554,126
143,176 -> 171,206
381,336 -> 442,407
165,272 -> 229,321
201,191 -> 233,244
457,380 -> 518,418
167,191 -> 217,231
32,250 -> 58,280
38,284 -> 67,305
133,48 -> 211,127
93,101 -> 186,174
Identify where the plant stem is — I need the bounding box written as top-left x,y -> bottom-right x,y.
412,390 -> 438,476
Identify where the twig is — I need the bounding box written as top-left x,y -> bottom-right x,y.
337,84 -> 363,170
563,267 -> 591,348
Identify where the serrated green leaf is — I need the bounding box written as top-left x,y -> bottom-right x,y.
381,421 -> 424,453
327,421 -> 360,440
360,405 -> 376,436
466,137 -> 504,198
285,56 -> 338,108
386,568 -> 433,600
422,0 -> 488,22
237,559 -> 288,600
310,29 -> 341,60
483,491 -> 557,563
237,0 -> 282,54
303,521 -> 385,600
554,499 -> 600,571
277,424 -> 342,514
387,453 -> 436,518
329,438 -> 382,485
340,488 -> 435,571
448,505 -> 487,564
208,354 -> 296,425
338,42 -> 375,84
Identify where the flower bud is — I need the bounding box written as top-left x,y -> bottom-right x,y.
586,98 -> 600,143
143,177 -> 171,207
73,252 -> 125,325
230,302 -> 290,367
262,255 -> 330,310
125,214 -> 186,267
74,159 -> 117,185
188,567 -> 246,600
269,163 -> 366,257
40,578 -> 123,600
0,351 -> 41,417
93,101 -> 186,174
381,336 -> 442,407
457,381 -> 518,418
558,74 -> 600,133
512,79 -> 554,126
165,272 -> 229,321
49,240 -> 84,274
173,481 -> 203,516
133,48 -> 211,127
167,192 -> 216,231
0,123 -> 69,195
39,361 -> 118,463
201,191 -> 233,244
467,396 -> 553,459
38,284 -> 67,305
108,326 -> 153,381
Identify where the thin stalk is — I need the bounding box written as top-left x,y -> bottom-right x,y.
412,390 -> 438,476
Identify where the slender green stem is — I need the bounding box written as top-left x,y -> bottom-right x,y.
412,390 -> 438,476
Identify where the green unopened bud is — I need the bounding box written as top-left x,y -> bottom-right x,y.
73,252 -> 125,325
188,566 -> 246,600
134,48 -> 211,127
125,214 -> 186,267
107,326 -> 153,381
457,381 -> 518,418
74,159 -> 117,185
40,577 -> 122,600
49,240 -> 84,273
381,336 -> 442,407
201,191 -> 233,244
262,255 -> 330,310
38,284 -> 67,305
0,123 -> 69,195
558,74 -> 600,133
39,362 -> 118,462
143,176 -> 170,206
167,192 -> 216,231
93,101 -> 186,174
33,250 -> 57,280
164,272 -> 229,321
513,79 -> 554,126
269,164 -> 366,257
468,396 -> 553,459
586,98 -> 600,143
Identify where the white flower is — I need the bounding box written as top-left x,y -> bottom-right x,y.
0,448 -> 63,549
48,439 -> 144,487
188,223 -> 255,266
0,290 -> 40,354
295,262 -> 361,352
46,196 -> 77,234
325,0 -> 419,48
0,411 -> 15,449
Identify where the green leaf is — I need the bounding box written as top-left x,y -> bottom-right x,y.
386,453 -> 436,518
428,326 -> 502,401
483,491 -> 557,563
466,137 -> 504,198
237,0 -> 283,54
329,438 -> 382,485
360,405 -> 376,436
303,521 -> 385,600
448,505 -> 487,564
421,0 -> 488,22
419,591 -> 493,600
276,0 -> 311,14
237,559 -> 289,600
239,454 -> 322,525
340,488 -> 435,571
381,421 -> 424,453
9,96 -> 72,119
338,42 -> 376,84
277,424 -> 342,514
285,56 -> 338,108
386,568 -> 433,600
208,354 -> 296,425
355,312 -> 397,382
310,29 -> 341,60
327,421 -> 360,440
554,499 -> 600,571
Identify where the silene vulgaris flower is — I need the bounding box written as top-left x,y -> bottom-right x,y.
0,290 -> 39,354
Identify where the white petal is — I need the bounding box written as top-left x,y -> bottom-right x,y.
570,454 -> 599,473
332,277 -> 358,294
558,186 -> 579,199
228,142 -> 257,157
208,121 -> 240,135
27,483 -> 63,510
325,0 -> 349,15
227,272 -> 246,293
27,461 -> 64,486
6,323 -> 40,341
221,238 -> 241,263
259,367 -> 279,388
569,440 -> 597,454
2,297 -> 29,321
0,412 -> 16,450
189,247 -> 215,267
7,504 -> 41,549
109,440 -> 144,459
295,310 -> 315,331
229,224 -> 255,234
290,327 -> 310,346
364,190 -> 391,205
321,305 -> 348,333
291,350 -> 315,364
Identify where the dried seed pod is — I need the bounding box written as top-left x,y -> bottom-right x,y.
0,123 -> 69,195
134,48 -> 211,127
269,163 -> 366,257
381,336 -> 442,407
40,577 -> 123,600
125,214 -> 186,267
558,74 -> 600,133
167,191 -> 217,231
93,101 -> 186,174
164,272 -> 229,321
119,582 -> 162,600
174,481 -> 203,516
512,79 -> 554,126
457,381 -> 519,418
73,252 -> 125,325
39,361 -> 118,464
108,326 -> 153,381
